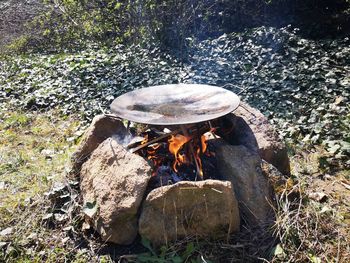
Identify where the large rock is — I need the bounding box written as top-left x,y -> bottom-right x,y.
139,180 -> 240,246
71,114 -> 127,173
217,102 -> 290,175
212,141 -> 273,225
80,137 -> 151,245
261,160 -> 289,196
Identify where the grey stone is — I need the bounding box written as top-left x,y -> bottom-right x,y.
80,137 -> 151,245
212,141 -> 273,225
71,114 -> 127,173
217,102 -> 290,175
139,180 -> 240,246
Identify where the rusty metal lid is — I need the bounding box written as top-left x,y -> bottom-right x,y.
110,84 -> 240,125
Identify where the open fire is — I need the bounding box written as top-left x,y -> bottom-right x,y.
73,84 -> 288,245
127,123 -> 220,187
110,84 -> 241,188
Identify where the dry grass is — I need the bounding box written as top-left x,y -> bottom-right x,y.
0,110 -> 82,262
269,150 -> 350,263
126,152 -> 350,262
273,181 -> 350,262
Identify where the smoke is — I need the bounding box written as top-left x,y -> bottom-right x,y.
112,133 -> 134,148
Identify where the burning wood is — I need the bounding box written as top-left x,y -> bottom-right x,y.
108,84 -> 240,188
128,127 -> 183,153
127,123 -> 219,186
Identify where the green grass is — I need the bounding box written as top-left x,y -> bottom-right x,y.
0,110 -> 81,262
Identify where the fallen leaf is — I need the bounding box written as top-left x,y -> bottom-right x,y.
0,242 -> 7,248
41,149 -> 55,157
334,96 -> 344,105
27,233 -> 38,240
272,244 -> 285,257
320,206 -> 332,214
63,226 -> 73,231
309,254 -> 321,263
62,237 -> 70,244
42,213 -> 53,220
82,222 -> 91,231
54,213 -> 68,222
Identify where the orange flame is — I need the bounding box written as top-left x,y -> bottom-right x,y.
200,134 -> 207,153
169,134 -> 191,172
141,134 -> 149,145
138,129 -> 212,179
195,147 -> 203,178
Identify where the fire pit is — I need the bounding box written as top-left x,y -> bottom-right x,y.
72,83 -> 289,246
110,84 -> 240,185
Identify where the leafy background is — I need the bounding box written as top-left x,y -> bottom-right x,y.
0,0 -> 350,262
1,26 -> 349,163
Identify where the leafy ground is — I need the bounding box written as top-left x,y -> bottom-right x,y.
0,26 -> 349,262
1,26 -> 349,156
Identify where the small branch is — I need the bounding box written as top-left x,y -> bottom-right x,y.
238,104 -> 258,118
180,125 -> 202,180
129,128 -> 182,153
53,0 -> 79,26
98,103 -> 106,114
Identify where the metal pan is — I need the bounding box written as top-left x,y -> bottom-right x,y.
110,84 -> 240,125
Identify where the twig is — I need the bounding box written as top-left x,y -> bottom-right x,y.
238,104 -> 257,118
211,188 -> 223,194
98,103 -> 106,114
208,121 -> 218,139
102,113 -> 121,120
336,231 -> 341,263
221,83 -> 255,96
129,128 -> 182,153
181,125 -> 202,180
340,181 -> 350,190
53,0 -> 79,26
221,83 -> 244,92
129,123 -> 209,152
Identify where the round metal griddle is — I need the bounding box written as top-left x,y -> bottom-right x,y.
110,84 -> 240,125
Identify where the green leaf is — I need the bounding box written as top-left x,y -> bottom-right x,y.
327,144 -> 341,154
141,237 -> 156,256
340,141 -> 350,152
272,244 -> 285,257
137,253 -> 163,263
171,256 -> 183,263
309,254 -> 321,263
182,242 -> 195,259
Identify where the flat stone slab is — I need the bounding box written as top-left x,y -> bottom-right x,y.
139,180 -> 240,246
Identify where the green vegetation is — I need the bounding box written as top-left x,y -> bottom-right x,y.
0,0 -> 349,262
2,0 -> 350,53
0,110 -> 82,262
1,27 -> 349,158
